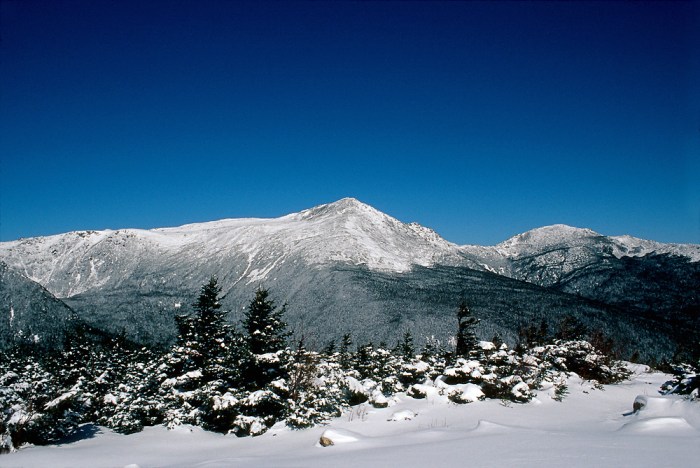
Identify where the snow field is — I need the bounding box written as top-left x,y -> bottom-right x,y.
3,368 -> 699,468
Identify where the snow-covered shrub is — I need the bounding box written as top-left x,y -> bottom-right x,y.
398,359 -> 431,387
285,355 -> 347,429
530,340 -> 631,385
0,354 -> 84,450
230,386 -> 285,436
661,361 -> 699,400
96,347 -> 165,434
446,383 -> 485,404
478,343 -> 536,402
202,390 -> 240,433
353,345 -> 403,394
443,358 -> 485,385
343,375 -> 369,405
406,383 -> 432,399
438,342 -> 536,403
231,414 -> 268,437
419,336 -> 448,378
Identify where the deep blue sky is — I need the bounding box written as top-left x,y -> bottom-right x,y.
1,1 -> 698,245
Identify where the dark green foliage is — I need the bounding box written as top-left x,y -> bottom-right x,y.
398,330 -> 414,359
241,288 -> 290,392
518,318 -> 551,348
661,360 -> 699,398
284,343 -> 346,429
173,277 -> 236,382
159,278 -> 243,430
339,333 -> 354,369
354,343 -> 374,380
244,288 -> 289,355
455,300 -> 479,360
553,382 -> 569,402
491,333 -> 504,349
323,339 -> 336,355
555,315 -> 588,341
531,340 -> 631,384
99,346 -> 164,434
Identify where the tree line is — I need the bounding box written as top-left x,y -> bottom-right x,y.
3,277 -> 693,453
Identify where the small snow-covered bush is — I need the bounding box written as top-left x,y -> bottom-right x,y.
661,361 -> 699,400
446,383 -> 485,404
285,358 -> 347,429
406,384 -> 433,399
231,414 -> 267,437
530,340 -> 631,385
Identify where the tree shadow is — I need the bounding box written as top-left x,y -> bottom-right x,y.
56,424 -> 102,445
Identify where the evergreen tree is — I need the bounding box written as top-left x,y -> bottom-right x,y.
454,300 -> 479,360
194,278 -> 227,357
160,277 -> 239,428
354,343 -> 374,379
322,339 -> 336,355
399,330 -> 414,360
233,288 -> 291,434
491,333 -> 504,350
99,347 -> 164,434
339,333 -> 354,369
243,287 -> 290,356
555,315 -> 588,341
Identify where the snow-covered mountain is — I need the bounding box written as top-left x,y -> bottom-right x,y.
1,198 -> 698,356
495,224 -> 700,261
0,198 -> 467,299
3,199 -> 696,299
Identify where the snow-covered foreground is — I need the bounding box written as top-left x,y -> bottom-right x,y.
4,367 -> 699,468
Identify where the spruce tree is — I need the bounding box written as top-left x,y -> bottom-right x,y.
339,333 -> 354,369
234,288 -> 291,434
454,300 -> 479,360
399,330 -> 414,359
243,288 -> 289,356
161,277 -> 238,428
240,287 -> 290,391
193,277 -> 227,360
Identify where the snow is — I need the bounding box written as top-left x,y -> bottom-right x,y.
44,390 -> 78,410
319,428 -> 362,444
496,224 -> 602,257
387,409 -> 417,421
495,224 -> 700,262
0,201 -> 697,301
4,369 -> 698,467
611,234 -> 700,261
446,383 -> 485,403
0,198 -> 468,297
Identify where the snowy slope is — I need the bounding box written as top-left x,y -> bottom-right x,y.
484,224 -> 700,287
610,233 -> 700,261
0,198 -> 467,299
495,224 -> 700,262
3,368 -> 699,467
3,202 -> 697,301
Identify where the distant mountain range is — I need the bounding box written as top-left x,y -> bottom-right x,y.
1,198 -> 698,359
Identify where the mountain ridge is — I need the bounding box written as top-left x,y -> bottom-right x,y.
1,198 -> 698,358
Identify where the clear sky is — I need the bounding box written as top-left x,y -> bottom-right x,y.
1,0 -> 698,245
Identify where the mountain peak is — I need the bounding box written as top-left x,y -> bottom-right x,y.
297,197 -> 382,221
496,224 -> 601,252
